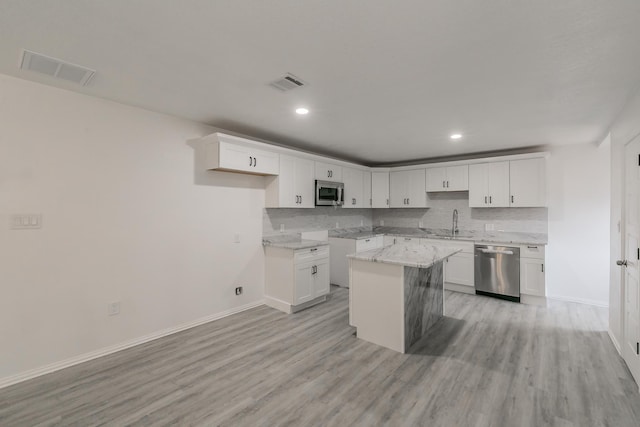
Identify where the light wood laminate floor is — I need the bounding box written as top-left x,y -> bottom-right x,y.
1,287 -> 639,426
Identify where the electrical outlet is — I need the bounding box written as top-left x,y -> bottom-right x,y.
10,214 -> 42,230
235,286 -> 243,295
108,301 -> 121,316
234,233 -> 241,243
485,223 -> 495,231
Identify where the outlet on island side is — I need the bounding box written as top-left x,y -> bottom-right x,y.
235,286 -> 243,295
108,301 -> 121,316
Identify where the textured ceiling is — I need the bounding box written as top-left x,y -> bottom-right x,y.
1,0 -> 639,164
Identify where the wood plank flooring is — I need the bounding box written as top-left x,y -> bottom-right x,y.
1,287 -> 639,426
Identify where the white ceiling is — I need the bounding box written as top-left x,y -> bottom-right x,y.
1,1 -> 639,164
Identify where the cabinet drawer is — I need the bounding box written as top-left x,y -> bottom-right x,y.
521,244 -> 545,259
445,252 -> 474,286
294,246 -> 329,263
355,236 -> 383,252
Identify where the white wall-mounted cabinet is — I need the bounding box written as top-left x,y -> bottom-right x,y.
509,158 -> 547,207
343,167 -> 365,208
372,172 -> 390,208
205,138 -> 279,175
265,245 -> 330,313
315,161 -> 343,182
520,244 -> 546,297
363,171 -> 372,208
468,162 -> 510,207
425,165 -> 469,192
265,154 -> 314,208
389,169 -> 427,208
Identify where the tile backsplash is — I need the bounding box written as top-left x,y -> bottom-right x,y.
373,193 -> 548,234
263,193 -> 547,235
263,207 -> 373,235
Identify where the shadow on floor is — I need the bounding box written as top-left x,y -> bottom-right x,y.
407,316 -> 466,356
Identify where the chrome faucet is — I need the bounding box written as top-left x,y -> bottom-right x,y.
452,209 -> 459,236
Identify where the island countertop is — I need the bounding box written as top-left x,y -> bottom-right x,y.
347,243 -> 460,268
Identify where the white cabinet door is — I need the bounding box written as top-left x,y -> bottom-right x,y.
294,263 -> 315,305
469,163 -> 489,207
425,167 -> 447,192
363,171 -> 372,208
383,235 -> 397,246
446,165 -> 469,191
510,158 -> 546,207
469,162 -> 509,207
295,157 -> 315,208
313,259 -> 330,298
445,253 -> 474,286
407,169 -> 427,207
389,171 -> 408,207
372,172 -> 390,208
315,161 -> 343,182
487,161 -> 510,207
520,258 -> 545,296
218,141 -> 279,175
276,155 -> 296,207
343,167 -> 364,208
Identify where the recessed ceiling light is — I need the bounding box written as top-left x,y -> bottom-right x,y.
450,133 -> 463,140
295,107 -> 309,115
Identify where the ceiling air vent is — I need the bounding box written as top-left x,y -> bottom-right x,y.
20,50 -> 95,86
269,73 -> 306,92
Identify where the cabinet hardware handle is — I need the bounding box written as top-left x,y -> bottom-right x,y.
484,196 -> 487,204
365,239 -> 370,242
637,342 -> 639,355
299,195 -> 302,204
254,157 -> 257,167
407,198 -> 410,205
310,248 -> 317,252
527,246 -> 537,249
328,171 -> 330,178
443,180 -> 446,188
541,264 -> 544,273
249,156 -> 253,166
446,181 -> 449,188
386,198 -> 389,205
511,195 -> 514,203
489,196 -> 492,204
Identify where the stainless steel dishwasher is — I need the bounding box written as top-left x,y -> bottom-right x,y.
474,244 -> 520,302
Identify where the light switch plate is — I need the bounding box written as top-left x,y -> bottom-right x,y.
11,214 -> 42,229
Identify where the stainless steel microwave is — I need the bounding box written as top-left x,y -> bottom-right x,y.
315,180 -> 344,206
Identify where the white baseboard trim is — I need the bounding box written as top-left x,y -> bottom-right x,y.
264,296 -> 292,314
608,330 -> 622,355
0,300 -> 265,390
546,294 -> 609,308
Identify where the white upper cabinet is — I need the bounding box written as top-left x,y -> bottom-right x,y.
343,167 -> 365,208
468,162 -> 510,207
363,171 -> 372,208
509,158 -> 546,207
265,154 -> 314,208
390,169 -> 427,208
371,172 -> 390,208
315,161 -> 343,182
205,136 -> 279,175
425,165 -> 469,192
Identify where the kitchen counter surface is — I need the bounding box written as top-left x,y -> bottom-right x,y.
372,226 -> 547,246
262,234 -> 329,250
348,243 -> 460,268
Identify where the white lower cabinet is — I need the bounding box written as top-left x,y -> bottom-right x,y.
421,238 -> 474,290
520,244 -> 546,297
329,236 -> 383,287
383,235 -> 397,246
265,245 -> 330,313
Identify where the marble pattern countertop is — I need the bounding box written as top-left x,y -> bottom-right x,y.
262,234 -> 329,250
328,227 -> 383,240
373,226 -> 547,245
348,243 -> 460,268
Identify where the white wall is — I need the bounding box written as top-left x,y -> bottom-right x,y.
0,75 -> 266,385
546,142 -> 611,306
608,88 -> 640,350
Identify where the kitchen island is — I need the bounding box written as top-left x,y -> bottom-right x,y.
348,243 -> 459,353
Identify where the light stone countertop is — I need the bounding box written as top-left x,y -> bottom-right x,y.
262,234 -> 329,250
347,243 -> 460,268
373,226 -> 547,245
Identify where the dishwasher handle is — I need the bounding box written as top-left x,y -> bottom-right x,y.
479,249 -> 514,255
